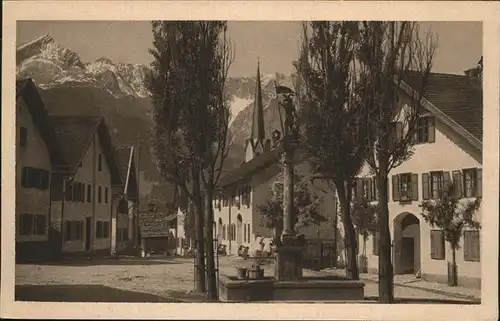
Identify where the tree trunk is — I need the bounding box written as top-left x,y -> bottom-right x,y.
336,182 -> 359,280
192,170 -> 206,294
203,179 -> 217,300
377,171 -> 394,303
451,246 -> 457,286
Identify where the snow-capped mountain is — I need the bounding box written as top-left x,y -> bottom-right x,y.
16,34 -> 150,98
16,34 -> 296,177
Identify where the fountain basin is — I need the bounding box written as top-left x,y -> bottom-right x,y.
218,275 -> 365,302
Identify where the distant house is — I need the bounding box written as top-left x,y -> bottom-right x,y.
15,79 -> 67,262
139,205 -> 176,256
355,66 -> 483,288
49,116 -> 123,256
114,146 -> 140,253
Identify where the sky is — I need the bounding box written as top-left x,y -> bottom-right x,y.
17,21 -> 482,77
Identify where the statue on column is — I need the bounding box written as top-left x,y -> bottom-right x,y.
275,83 -> 298,139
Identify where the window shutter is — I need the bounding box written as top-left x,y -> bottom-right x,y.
428,117 -> 436,143
443,171 -> 451,196
452,170 -> 463,198
356,178 -> 363,199
474,231 -> 480,262
411,173 -> 418,201
366,178 -> 373,201
392,175 -> 400,201
372,231 -> 379,255
476,168 -> 482,197
21,167 -> 29,188
422,173 -> 430,200
373,177 -> 378,201
430,231 -> 436,258
430,230 -> 445,260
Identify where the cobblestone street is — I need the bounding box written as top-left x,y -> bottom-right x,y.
15,255 -> 480,303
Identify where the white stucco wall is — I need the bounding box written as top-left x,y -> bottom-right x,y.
51,132 -> 113,253
357,111 -> 482,285
16,97 -> 52,243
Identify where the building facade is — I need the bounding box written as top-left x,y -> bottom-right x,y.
49,116 -> 123,255
15,79 -> 67,262
355,70 -> 483,288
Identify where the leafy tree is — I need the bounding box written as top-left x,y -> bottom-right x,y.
356,22 -> 436,302
420,191 -> 481,286
351,196 -> 378,256
258,173 -> 326,242
295,21 -> 368,280
146,21 -> 234,299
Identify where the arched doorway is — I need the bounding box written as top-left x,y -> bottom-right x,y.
393,213 -> 421,275
236,214 -> 243,245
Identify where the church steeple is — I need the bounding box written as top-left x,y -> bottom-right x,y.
250,60 -> 265,143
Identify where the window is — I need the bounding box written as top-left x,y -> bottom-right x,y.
20,127 -> 28,147
430,230 -> 445,260
103,221 -> 110,238
463,168 -> 478,198
87,184 -> 92,203
20,214 -> 34,235
247,224 -> 251,241
222,195 -> 228,207
117,228 -> 123,242
96,221 -> 103,238
34,215 -> 46,235
222,225 -> 226,240
21,167 -> 49,190
64,221 -> 83,241
98,154 -> 102,171
423,171 -> 451,200
105,187 -> 109,203
98,186 -> 102,203
244,223 -> 247,242
371,177 -> 378,201
392,173 -> 418,202
65,221 -> 72,241
432,171 -> 448,199
19,214 -> 47,236
464,230 -> 480,262
123,227 -> 129,241
415,116 -> 436,144
372,231 -> 379,256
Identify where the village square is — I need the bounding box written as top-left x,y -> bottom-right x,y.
14,20 -> 483,304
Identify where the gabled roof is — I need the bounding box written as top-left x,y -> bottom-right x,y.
16,78 -> 67,167
217,145 -> 284,189
50,116 -> 123,185
403,71 -> 482,146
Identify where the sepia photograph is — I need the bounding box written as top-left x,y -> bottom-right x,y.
2,1 -> 499,320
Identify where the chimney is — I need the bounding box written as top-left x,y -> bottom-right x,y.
464,56 -> 483,81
